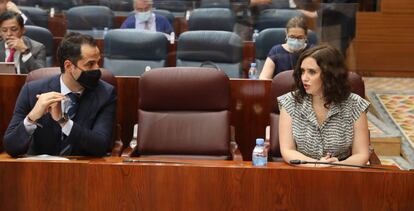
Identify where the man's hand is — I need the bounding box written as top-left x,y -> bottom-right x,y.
27,92 -> 66,122
5,37 -> 28,53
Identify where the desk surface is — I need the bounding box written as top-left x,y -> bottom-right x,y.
0,153 -> 413,211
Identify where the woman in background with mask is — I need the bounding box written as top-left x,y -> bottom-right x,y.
120,0 -> 173,34
259,16 -> 312,79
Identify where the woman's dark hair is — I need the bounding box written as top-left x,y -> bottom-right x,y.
293,44 -> 350,107
57,32 -> 97,73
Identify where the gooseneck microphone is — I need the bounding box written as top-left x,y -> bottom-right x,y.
289,160 -> 392,170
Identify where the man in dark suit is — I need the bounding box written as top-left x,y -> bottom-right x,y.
3,32 -> 117,157
0,11 -> 45,73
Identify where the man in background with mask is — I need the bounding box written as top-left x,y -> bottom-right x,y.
4,32 -> 117,157
120,0 -> 173,34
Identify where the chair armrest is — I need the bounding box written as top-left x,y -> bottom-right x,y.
230,141 -> 243,161
264,125 -> 270,151
369,150 -> 381,165
230,125 -> 243,161
111,124 -> 123,157
121,124 -> 138,157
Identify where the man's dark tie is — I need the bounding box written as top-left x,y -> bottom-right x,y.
60,92 -> 80,155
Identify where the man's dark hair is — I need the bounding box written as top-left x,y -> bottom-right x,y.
57,32 -> 97,73
0,11 -> 24,28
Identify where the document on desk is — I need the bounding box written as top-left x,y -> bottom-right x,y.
17,154 -> 70,161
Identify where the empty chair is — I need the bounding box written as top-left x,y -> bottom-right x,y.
200,0 -> 230,8
40,0 -> 75,10
24,25 -> 54,67
176,31 -> 243,78
66,5 -> 114,37
254,9 -> 303,31
255,28 -> 317,71
19,6 -> 48,28
122,67 -> 242,160
188,8 -> 235,32
153,0 -> 190,13
267,70 -> 380,164
104,29 -> 169,76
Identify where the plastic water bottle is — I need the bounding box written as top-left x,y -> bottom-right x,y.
252,138 -> 267,166
145,66 -> 151,72
248,63 -> 258,79
252,29 -> 259,42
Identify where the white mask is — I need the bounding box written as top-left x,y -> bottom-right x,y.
135,11 -> 151,22
287,37 -> 306,52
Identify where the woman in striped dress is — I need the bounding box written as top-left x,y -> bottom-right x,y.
278,44 -> 370,167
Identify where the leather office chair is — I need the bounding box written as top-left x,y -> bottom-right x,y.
66,5 -> 114,37
40,0 -> 74,10
24,25 -> 54,67
267,70 -> 381,164
122,67 -> 242,161
200,0 -> 231,8
255,9 -> 303,31
188,8 -> 235,32
176,31 -> 243,78
25,67 -> 123,156
153,0 -> 189,13
19,6 -> 48,28
255,28 -> 318,72
103,29 -> 169,76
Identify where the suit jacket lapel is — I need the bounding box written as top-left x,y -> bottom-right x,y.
75,89 -> 98,126
0,41 -> 6,62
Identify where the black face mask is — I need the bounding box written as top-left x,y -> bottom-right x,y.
76,68 -> 102,90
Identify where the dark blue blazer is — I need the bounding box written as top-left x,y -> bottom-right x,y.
3,75 -> 117,157
120,13 -> 173,34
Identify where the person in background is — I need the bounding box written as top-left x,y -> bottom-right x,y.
0,0 -> 29,24
3,32 -> 117,157
0,11 -> 45,73
120,0 -> 173,34
259,16 -> 312,79
278,44 -> 370,167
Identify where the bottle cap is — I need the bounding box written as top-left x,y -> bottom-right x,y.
250,63 -> 256,67
256,138 -> 264,145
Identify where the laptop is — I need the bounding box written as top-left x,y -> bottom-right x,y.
0,62 -> 16,74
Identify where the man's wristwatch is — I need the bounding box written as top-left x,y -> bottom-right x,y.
22,48 -> 30,55
57,114 -> 69,125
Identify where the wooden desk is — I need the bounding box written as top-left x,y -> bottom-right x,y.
0,154 -> 413,210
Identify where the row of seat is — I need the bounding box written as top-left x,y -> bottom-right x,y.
20,5 -> 305,33
17,0 -> 291,12
25,66 -> 380,164
24,27 -> 317,77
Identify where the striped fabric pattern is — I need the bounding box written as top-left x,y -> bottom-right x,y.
277,92 -> 370,160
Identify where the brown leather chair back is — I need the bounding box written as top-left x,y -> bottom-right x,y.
26,67 -> 117,88
136,67 -> 231,159
269,70 -> 365,159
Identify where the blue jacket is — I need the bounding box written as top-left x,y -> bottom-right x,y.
3,75 -> 117,157
120,13 -> 173,34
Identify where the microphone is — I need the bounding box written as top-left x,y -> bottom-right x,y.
289,159 -> 392,170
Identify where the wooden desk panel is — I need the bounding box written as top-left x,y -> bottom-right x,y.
0,75 -> 26,152
0,156 -> 413,210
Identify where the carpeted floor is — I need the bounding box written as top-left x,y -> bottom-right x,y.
364,77 -> 414,169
